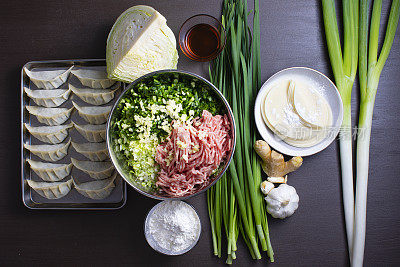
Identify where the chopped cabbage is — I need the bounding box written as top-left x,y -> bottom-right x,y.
106,5 -> 178,83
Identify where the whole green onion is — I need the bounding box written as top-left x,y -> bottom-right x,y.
353,1 -> 400,266
322,0 -> 359,256
323,1 -> 399,265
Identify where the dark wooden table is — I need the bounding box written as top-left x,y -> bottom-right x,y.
1,0 -> 399,266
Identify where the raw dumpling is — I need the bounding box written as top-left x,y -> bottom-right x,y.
72,102 -> 112,125
71,141 -> 108,161
73,172 -> 117,199
71,158 -> 114,179
24,66 -> 73,89
26,106 -> 74,126
71,68 -> 116,89
27,159 -> 72,182
69,83 -> 120,105
73,122 -> 106,142
24,139 -> 71,162
24,123 -> 72,144
24,87 -> 71,107
27,178 -> 73,199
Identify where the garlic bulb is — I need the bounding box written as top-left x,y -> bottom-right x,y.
265,184 -> 299,219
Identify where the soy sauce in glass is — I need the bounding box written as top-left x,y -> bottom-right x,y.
179,15 -> 226,62
186,24 -> 221,59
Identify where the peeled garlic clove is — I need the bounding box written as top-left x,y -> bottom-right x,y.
267,175 -> 287,184
260,180 -> 275,195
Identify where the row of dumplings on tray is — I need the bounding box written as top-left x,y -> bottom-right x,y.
24,83 -> 120,107
27,159 -> 117,200
24,136 -> 117,200
28,158 -> 114,181
26,102 -> 112,126
24,65 -> 116,90
23,65 -> 120,200
25,138 -> 118,200
25,139 -> 109,161
24,138 -> 108,162
25,121 -> 106,144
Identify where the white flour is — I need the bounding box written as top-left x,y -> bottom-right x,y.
147,200 -> 200,252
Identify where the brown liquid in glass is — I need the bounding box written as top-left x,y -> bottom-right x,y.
186,23 -> 221,59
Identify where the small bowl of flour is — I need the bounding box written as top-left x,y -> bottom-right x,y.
144,200 -> 201,255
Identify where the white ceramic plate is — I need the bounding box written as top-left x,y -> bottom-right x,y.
254,67 -> 343,156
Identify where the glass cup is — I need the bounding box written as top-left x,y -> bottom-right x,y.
179,14 -> 226,62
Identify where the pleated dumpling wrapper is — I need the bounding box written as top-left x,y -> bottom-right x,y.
71,141 -> 108,161
73,172 -> 117,199
72,101 -> 112,125
24,66 -> 73,89
24,123 -> 72,144
24,87 -> 71,107
26,106 -> 74,126
69,83 -> 120,105
71,158 -> 114,180
27,159 -> 72,182
71,67 -> 116,89
73,122 -> 106,143
24,139 -> 71,162
27,178 -> 73,199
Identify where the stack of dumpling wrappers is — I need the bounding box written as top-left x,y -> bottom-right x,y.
24,66 -> 120,200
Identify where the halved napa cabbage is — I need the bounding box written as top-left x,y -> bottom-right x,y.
106,5 -> 178,83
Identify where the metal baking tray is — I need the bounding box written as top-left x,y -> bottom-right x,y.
21,59 -> 127,209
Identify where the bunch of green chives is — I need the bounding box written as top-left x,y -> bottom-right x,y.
207,0 -> 274,263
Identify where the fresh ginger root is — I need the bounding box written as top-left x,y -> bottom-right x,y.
254,140 -> 303,177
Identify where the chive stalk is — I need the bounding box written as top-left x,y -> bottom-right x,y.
206,188 -> 218,256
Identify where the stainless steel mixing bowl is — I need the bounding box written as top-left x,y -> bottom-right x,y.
106,70 -> 235,200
